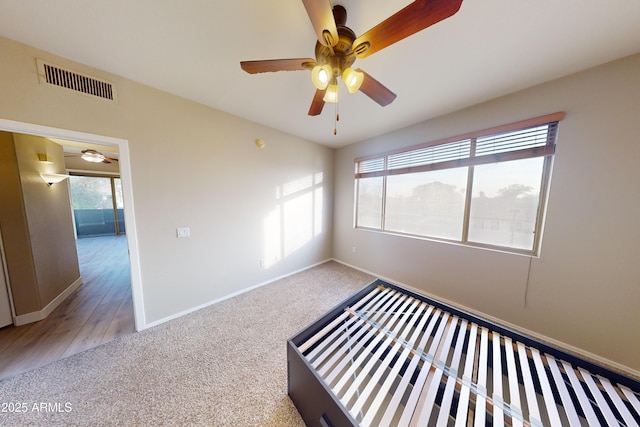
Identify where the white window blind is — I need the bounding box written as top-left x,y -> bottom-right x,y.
387,139 -> 471,170
475,125 -> 551,156
356,157 -> 385,174
355,114 -> 561,179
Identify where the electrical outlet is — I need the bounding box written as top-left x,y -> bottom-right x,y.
177,227 -> 190,238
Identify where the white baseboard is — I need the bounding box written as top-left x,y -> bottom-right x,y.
14,276 -> 83,326
143,259 -> 333,330
332,258 -> 640,380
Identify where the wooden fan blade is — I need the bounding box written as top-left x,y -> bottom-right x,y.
358,69 -> 397,106
308,89 -> 326,116
352,0 -> 463,59
302,0 -> 339,46
240,58 -> 316,74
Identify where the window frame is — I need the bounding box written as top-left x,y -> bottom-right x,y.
354,112 -> 564,256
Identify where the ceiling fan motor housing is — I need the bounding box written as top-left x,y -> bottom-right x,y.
315,5 -> 356,78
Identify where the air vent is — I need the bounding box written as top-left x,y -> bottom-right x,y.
36,59 -> 117,102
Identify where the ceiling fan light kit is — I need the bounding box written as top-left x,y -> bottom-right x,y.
81,149 -> 106,163
311,64 -> 332,90
68,149 -> 118,164
323,83 -> 339,103
240,0 -> 464,132
341,67 -> 364,94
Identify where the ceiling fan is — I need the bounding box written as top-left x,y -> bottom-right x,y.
65,149 -> 119,164
240,0 -> 463,128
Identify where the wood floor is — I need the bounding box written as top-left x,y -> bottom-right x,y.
0,235 -> 134,381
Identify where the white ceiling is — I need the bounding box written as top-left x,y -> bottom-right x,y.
1,1 -> 639,148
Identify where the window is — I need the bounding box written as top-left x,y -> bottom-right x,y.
354,113 -> 563,255
69,175 -> 125,237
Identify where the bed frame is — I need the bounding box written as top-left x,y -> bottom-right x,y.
287,279 -> 640,426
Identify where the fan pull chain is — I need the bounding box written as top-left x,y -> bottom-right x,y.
334,97 -> 340,135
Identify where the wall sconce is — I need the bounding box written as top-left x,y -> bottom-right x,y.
37,153 -> 54,164
40,173 -> 69,186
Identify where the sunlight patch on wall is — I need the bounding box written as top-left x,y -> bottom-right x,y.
262,172 -> 324,269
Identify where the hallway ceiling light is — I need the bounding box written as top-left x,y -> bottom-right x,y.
80,149 -> 106,163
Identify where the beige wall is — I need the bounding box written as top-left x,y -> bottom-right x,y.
333,54 -> 640,372
0,131 -> 80,315
0,36 -> 334,324
0,131 -> 40,313
13,134 -> 80,307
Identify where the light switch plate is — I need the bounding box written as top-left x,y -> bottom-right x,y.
177,227 -> 190,238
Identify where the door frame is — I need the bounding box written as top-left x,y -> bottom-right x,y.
0,118 -> 145,331
0,228 -> 16,327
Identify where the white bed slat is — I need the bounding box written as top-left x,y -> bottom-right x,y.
298,287 -> 384,353
314,289 -> 398,375
308,286 -> 391,364
530,348 -> 562,426
578,368 -> 620,426
310,314 -> 368,368
516,342 -> 541,426
314,316 -> 369,375
545,354 -> 582,427
338,294 -> 412,401
473,327 -> 490,427
454,323 -> 478,427
561,360 -> 601,426
493,333 -> 505,427
332,293 -> 409,395
504,336 -> 523,427
322,324 -> 388,385
396,311 -> 451,426
620,384 -> 640,417
348,298 -> 422,415
435,319 -> 468,427
323,291 -> 402,385
598,375 -> 637,427
360,303 -> 433,427
377,308 -> 444,427
410,316 -> 460,426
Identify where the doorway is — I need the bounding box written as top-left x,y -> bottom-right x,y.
0,117 -> 143,328
0,118 -> 144,378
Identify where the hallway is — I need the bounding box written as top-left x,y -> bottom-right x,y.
0,235 -> 134,380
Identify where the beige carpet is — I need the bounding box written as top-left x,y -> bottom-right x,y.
0,261 -> 374,426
